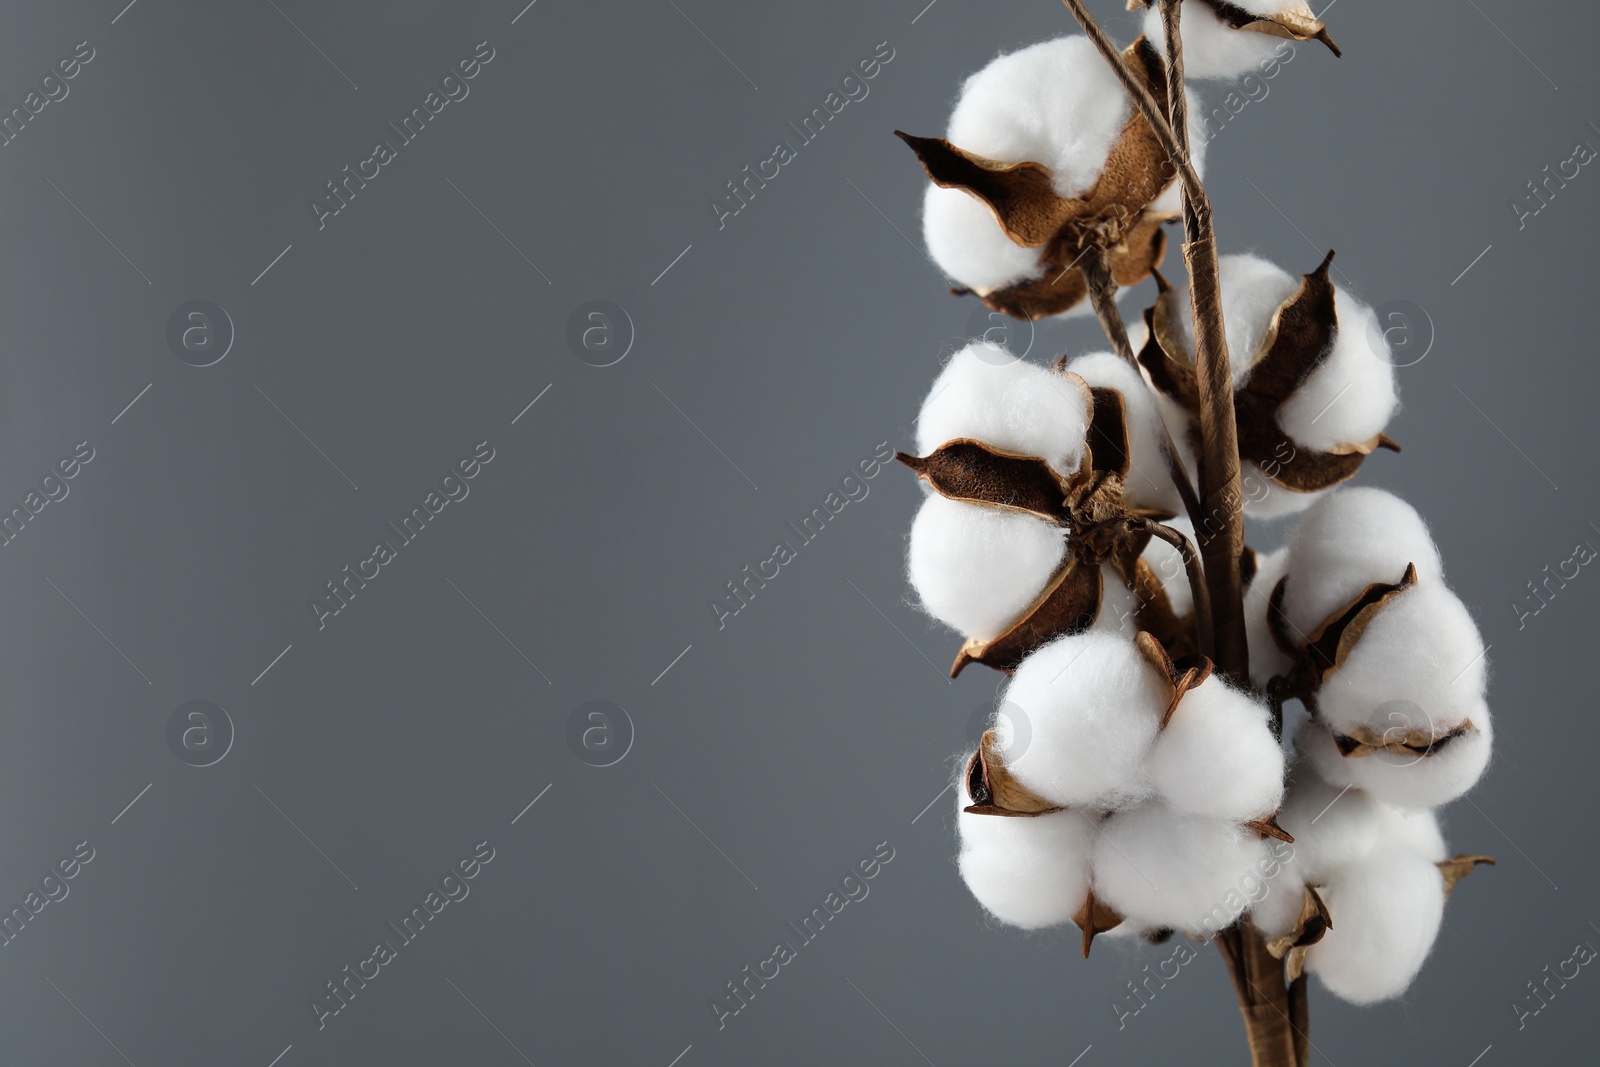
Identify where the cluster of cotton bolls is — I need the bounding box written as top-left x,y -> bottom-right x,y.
1235,487 -> 1493,1003
955,630 -> 1287,938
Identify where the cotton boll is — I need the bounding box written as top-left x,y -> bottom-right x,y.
1301,717 -> 1493,811
1144,0 -> 1298,82
1244,546 -> 1293,685
1148,677 -> 1285,821
1093,800 -> 1272,935
1305,848 -> 1445,1004
923,185 -> 1042,295
1282,488 -> 1442,637
1001,631 -> 1168,808
916,344 -> 1092,477
1065,351 -> 1183,516
1318,582 -> 1488,738
1277,292 -> 1399,453
908,494 -> 1065,641
947,36 -> 1131,200
1276,760 -> 1384,884
956,770 -> 1098,930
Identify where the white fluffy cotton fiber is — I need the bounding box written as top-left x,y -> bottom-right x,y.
907,493 -> 1065,642
1147,676 -> 1285,821
1001,631 -> 1168,808
916,344 -> 1092,477
1066,351 -> 1184,516
1143,0 -> 1304,82
1093,800 -> 1272,935
1281,487 -> 1442,638
1244,545 -> 1292,684
956,767 -> 1098,929
1304,846 -> 1446,1004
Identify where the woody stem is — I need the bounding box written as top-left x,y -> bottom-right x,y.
1060,0 -> 1250,680
1078,245 -> 1209,645
1143,519 -> 1213,657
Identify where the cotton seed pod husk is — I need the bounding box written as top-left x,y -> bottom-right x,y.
1063,350 -> 1185,517
1092,799 -> 1273,936
1303,846 -> 1445,1005
1001,631 -> 1169,809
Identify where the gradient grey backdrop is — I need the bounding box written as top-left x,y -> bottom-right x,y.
0,0 -> 1592,1064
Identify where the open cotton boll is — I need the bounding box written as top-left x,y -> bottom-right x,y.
1147,677 -> 1284,821
923,185 -> 1042,296
1093,800 -> 1272,935
1276,760 -> 1384,884
1301,717 -> 1493,811
1304,848 -> 1446,1004
1219,254 -> 1303,376
1143,0 -> 1298,82
916,344 -> 1092,476
956,774 -> 1098,930
1277,292 -> 1399,453
1319,582 -> 1488,738
946,36 -> 1130,200
908,494 -> 1065,641
1282,488 -> 1442,636
1244,546 -> 1293,684
1001,631 -> 1167,808
1065,351 -> 1184,516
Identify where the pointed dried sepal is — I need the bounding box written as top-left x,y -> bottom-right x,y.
1438,854 -> 1495,900
896,441 -> 1073,522
951,556 -> 1104,677
1132,558 -> 1196,661
1333,719 -> 1477,759
961,730 -> 1064,817
1272,563 -> 1419,683
1244,814 -> 1295,844
1135,631 -> 1216,729
895,132 -> 1076,249
1205,0 -> 1341,56
980,217 -> 1167,320
1265,885 -> 1333,959
1073,888 -> 1125,958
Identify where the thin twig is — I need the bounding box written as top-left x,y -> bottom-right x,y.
1077,245 -> 1207,571
1144,519 -> 1213,656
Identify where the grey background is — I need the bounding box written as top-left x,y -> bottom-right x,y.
0,0 -> 1592,1064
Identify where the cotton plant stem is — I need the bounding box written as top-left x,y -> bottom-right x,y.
1059,0 -> 1250,680
1144,518 -> 1213,657
1078,246 -> 1209,600
1060,1 -> 1290,1064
